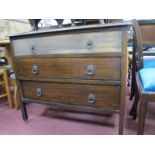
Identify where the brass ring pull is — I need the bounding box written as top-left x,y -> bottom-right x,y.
86,64 -> 95,75
32,64 -> 39,74
36,88 -> 42,97
88,94 -> 96,104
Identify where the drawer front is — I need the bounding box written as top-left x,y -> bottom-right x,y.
16,57 -> 121,80
12,31 -> 122,56
21,81 -> 120,109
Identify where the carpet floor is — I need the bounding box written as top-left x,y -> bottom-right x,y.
0,86 -> 155,135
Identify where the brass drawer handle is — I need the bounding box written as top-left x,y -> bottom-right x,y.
86,64 -> 95,75
88,94 -> 96,104
32,64 -> 39,74
30,45 -> 37,54
36,88 -> 42,97
86,39 -> 94,49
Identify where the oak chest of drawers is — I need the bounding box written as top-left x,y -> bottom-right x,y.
10,23 -> 130,134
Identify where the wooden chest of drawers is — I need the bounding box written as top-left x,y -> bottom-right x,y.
10,23 -> 130,134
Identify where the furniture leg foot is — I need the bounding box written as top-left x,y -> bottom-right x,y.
132,112 -> 137,120
21,102 -> 28,121
129,93 -> 134,100
137,98 -> 147,135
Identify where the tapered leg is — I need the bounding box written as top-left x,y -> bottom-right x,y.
119,113 -> 124,135
137,99 -> 148,135
119,101 -> 126,135
129,77 -> 135,100
130,37 -> 136,101
129,82 -> 139,120
127,67 -> 130,87
127,64 -> 132,87
20,101 -> 28,121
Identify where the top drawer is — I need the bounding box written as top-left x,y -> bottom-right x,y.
12,31 -> 122,56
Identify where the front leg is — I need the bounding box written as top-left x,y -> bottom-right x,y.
137,97 -> 148,135
21,101 -> 28,121
129,82 -> 139,120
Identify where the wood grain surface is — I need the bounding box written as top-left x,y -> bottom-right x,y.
13,31 -> 122,56
16,56 -> 121,80
21,80 -> 120,109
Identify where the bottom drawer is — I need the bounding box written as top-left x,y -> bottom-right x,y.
21,81 -> 120,110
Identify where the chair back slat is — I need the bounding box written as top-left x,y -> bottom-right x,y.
140,25 -> 155,46
132,20 -> 143,70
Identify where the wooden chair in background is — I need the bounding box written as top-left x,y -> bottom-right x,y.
0,69 -> 13,109
129,20 -> 155,101
0,40 -> 20,109
129,20 -> 155,134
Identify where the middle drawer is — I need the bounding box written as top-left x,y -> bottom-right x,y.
16,57 -> 121,80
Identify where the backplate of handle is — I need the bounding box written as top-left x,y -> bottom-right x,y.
32,64 -> 39,74
87,94 -> 96,104
86,39 -> 94,49
36,88 -> 42,97
86,64 -> 95,75
30,45 -> 37,54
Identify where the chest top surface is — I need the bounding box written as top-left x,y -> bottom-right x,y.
10,22 -> 131,38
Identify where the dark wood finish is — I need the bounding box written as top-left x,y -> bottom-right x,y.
10,23 -> 130,134
138,20 -> 155,25
129,80 -> 139,120
148,94 -> 155,101
137,92 -> 148,135
133,20 -> 144,70
130,20 -> 155,100
15,52 -> 122,58
17,77 -> 121,85
129,20 -> 155,134
22,98 -> 119,115
16,57 -> 121,81
20,101 -> 28,121
140,25 -> 155,46
138,98 -> 148,135
129,32 -> 136,100
10,22 -> 131,38
21,80 -> 120,109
